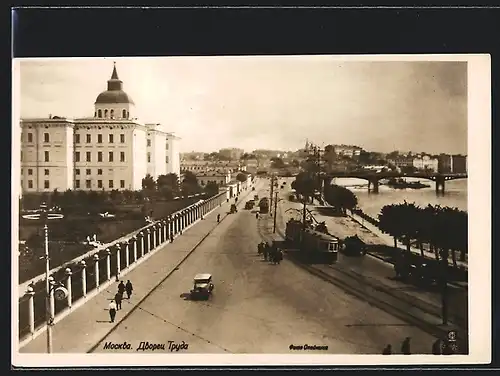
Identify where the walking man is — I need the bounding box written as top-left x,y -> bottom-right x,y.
115,292 -> 123,310
170,231 -> 174,243
217,214 -> 220,223
118,280 -> 126,295
125,280 -> 134,299
401,337 -> 411,355
108,300 -> 117,323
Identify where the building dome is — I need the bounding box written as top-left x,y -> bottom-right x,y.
95,90 -> 134,105
94,63 -> 135,105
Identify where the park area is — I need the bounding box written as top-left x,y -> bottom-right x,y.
18,189 -> 205,284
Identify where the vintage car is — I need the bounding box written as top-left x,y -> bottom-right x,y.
245,200 -> 255,210
190,273 -> 214,300
230,204 -> 238,213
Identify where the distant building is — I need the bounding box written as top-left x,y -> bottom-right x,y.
194,171 -> 232,187
20,63 -> 180,193
387,156 -> 414,169
332,144 -> 363,158
438,154 -> 467,174
412,154 -> 439,172
181,160 -> 245,174
219,148 -> 244,161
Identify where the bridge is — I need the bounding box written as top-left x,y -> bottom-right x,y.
322,171 -> 467,194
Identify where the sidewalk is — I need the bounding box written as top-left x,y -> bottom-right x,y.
19,186 -> 258,353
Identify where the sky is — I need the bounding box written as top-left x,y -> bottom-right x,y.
17,56 -> 468,154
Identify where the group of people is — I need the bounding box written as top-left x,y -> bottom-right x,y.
108,280 -> 134,323
382,336 -> 457,355
257,242 -> 283,264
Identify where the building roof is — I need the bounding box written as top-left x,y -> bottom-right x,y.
95,63 -> 135,105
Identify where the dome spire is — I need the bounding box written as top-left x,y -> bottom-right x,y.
111,61 -> 119,80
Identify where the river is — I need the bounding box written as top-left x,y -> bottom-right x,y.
330,177 -> 468,219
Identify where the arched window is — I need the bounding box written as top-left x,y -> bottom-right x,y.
98,109 -> 102,118
104,109 -> 108,118
110,109 -> 114,118
122,109 -> 127,118
94,111 -> 97,118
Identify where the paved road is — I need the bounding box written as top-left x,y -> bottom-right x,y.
90,179 -> 437,354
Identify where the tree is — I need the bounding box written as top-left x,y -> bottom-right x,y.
181,171 -> 201,196
291,172 -> 317,200
157,173 -> 180,198
204,181 -> 219,196
290,159 -> 300,167
270,157 -> 286,169
378,204 -> 405,249
324,184 -> 358,215
142,174 -> 156,191
236,173 -> 247,183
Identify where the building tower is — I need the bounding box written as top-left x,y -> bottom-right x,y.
94,62 -> 136,120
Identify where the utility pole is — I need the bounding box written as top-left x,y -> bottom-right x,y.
273,191 -> 278,233
269,174 -> 274,216
441,249 -> 449,325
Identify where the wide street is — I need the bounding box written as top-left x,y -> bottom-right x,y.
88,177 -> 438,354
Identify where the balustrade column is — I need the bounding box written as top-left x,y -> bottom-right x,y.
153,227 -> 157,248
106,249 -> 111,280
125,243 -> 130,268
94,254 -> 100,289
145,229 -> 150,251
81,261 -> 87,297
65,268 -> 72,308
140,232 -> 145,257
116,244 -> 121,275
26,286 -> 35,334
132,236 -> 138,262
164,221 -> 168,241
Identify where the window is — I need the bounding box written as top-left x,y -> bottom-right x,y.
97,180 -> 103,188
120,134 -> 125,143
109,134 -> 114,143
98,134 -> 103,143
75,180 -> 80,189
44,133 -> 50,143
75,151 -> 80,162
97,168 -> 102,175
166,156 -> 169,163
28,168 -> 33,176
120,180 -> 125,188
98,109 -> 102,118
86,152 -> 91,162
122,109 -> 127,118
108,151 -> 114,162
44,180 -> 50,189
109,180 -> 114,189
147,139 -> 151,147
75,169 -> 80,175
120,152 -> 125,162
98,151 -> 103,162
28,180 -> 33,188
86,168 -> 91,175
110,109 -> 114,118
21,168 -> 23,175
20,151 -> 23,162
27,133 -> 33,143
104,109 -> 108,118
147,152 -> 151,163
86,134 -> 91,143
75,134 -> 80,143
86,180 -> 91,189
94,111 -> 97,118
166,143 -> 169,150
44,151 -> 49,162
44,169 -> 49,176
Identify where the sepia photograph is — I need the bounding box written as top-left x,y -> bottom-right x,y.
11,55 -> 490,366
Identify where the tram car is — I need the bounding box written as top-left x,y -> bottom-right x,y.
285,219 -> 339,264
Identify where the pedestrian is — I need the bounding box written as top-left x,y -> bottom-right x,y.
108,300 -> 117,323
118,281 -> 126,295
432,339 -> 442,355
256,212 -> 259,219
125,280 -> 133,299
401,337 -> 411,355
170,231 -> 174,243
114,292 -> 123,310
382,344 -> 392,355
217,214 -> 220,223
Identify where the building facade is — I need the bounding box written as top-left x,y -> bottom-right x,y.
218,148 -> 244,161
412,154 -> 439,172
20,63 -> 181,193
438,154 -> 468,174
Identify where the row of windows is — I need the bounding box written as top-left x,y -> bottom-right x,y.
147,153 -> 169,163
95,109 -> 128,119
75,151 -> 126,162
25,133 -> 50,143
75,180 -> 126,189
22,179 -> 126,189
146,139 -> 170,150
75,133 -> 126,144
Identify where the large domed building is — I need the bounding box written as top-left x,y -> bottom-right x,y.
20,63 -> 181,193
